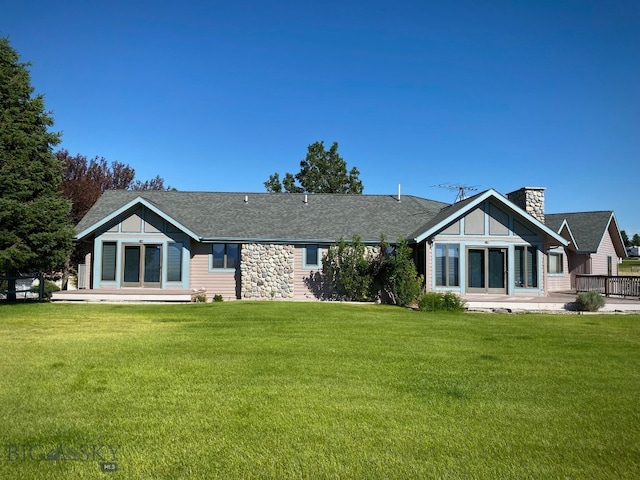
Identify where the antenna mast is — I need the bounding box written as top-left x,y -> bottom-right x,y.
434,184 -> 478,203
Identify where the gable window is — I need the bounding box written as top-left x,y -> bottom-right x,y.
515,246 -> 538,288
548,252 -> 563,274
167,243 -> 183,281
101,242 -> 117,281
435,244 -> 460,287
304,245 -> 320,268
212,244 -> 239,270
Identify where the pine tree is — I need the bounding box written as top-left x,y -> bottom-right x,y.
265,141 -> 363,194
0,37 -> 74,300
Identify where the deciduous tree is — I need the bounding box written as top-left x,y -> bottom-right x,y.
58,150 -> 168,225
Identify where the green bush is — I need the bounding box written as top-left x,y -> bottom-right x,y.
379,240 -> 424,307
213,294 -> 224,302
192,293 -> 207,303
30,280 -> 60,299
418,291 -> 466,312
576,291 -> 605,312
323,236 -> 372,301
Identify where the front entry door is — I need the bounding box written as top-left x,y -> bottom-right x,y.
467,248 -> 507,294
123,244 -> 162,287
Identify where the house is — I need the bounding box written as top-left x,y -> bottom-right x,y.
545,210 -> 627,290
55,186 -> 626,301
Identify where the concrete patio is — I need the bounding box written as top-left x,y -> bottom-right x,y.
463,292 -> 640,313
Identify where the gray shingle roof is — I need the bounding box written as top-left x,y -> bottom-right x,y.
545,211 -> 614,252
76,190 -> 450,243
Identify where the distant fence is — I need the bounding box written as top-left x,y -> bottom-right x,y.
0,274 -> 44,302
576,275 -> 640,298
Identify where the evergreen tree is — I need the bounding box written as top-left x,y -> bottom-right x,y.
0,37 -> 73,300
621,230 -> 631,248
265,141 -> 363,194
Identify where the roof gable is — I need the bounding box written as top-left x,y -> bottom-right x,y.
545,211 -> 622,254
412,189 -> 568,246
76,195 -> 201,241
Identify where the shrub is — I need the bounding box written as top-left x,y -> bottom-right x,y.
418,291 -> 466,312
30,280 -> 60,299
192,293 -> 207,303
378,240 -> 423,307
323,236 -> 372,301
576,291 -> 605,312
418,292 -> 444,312
213,294 -> 224,302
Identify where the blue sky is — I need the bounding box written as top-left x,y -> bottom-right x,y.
2,0 -> 639,235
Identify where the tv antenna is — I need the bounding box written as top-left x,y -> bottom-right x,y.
434,184 -> 478,203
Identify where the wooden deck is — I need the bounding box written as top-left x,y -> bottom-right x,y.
576,275 -> 640,297
52,288 -> 192,303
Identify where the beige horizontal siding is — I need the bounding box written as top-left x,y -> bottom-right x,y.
590,232 -> 618,276
546,252 -> 571,292
189,241 -> 238,300
293,245 -> 329,300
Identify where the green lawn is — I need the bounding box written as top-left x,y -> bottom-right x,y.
1,302 -> 639,479
620,259 -> 640,274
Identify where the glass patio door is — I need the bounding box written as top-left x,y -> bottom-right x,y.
467,248 -> 507,294
123,244 -> 162,287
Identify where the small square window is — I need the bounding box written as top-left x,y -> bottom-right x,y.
212,244 -> 240,269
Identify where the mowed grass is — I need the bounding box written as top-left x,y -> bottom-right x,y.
1,303 -> 639,479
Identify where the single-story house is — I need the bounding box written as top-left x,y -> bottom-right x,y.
545,210 -> 627,289
59,186 -> 626,301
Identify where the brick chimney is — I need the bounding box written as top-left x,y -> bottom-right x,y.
506,187 -> 545,223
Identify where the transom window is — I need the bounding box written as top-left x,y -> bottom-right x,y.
435,244 -> 460,287
212,244 -> 239,269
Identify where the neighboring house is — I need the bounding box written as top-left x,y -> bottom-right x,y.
56,186 -> 625,301
626,246 -> 640,258
545,211 -> 627,290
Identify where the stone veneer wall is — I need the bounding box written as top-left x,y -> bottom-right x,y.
507,187 -> 545,223
240,244 -> 295,299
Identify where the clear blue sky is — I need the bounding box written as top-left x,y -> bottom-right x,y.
2,0 -> 639,235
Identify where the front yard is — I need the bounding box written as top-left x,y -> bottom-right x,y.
1,302 -> 639,479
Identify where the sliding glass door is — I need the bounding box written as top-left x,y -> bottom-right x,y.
123,244 -> 162,287
467,248 -> 507,294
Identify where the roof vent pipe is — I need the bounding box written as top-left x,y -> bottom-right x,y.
304,194 -> 308,204
397,184 -> 401,202
244,195 -> 248,203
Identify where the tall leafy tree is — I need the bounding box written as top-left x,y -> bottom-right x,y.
633,233 -> 640,247
265,141 -> 363,193
0,37 -> 74,299
57,150 -> 168,225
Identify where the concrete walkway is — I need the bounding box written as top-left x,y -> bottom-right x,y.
464,292 -> 640,313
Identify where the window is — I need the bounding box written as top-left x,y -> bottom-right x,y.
304,245 -> 320,267
101,242 -> 117,281
548,252 -> 563,274
212,244 -> 239,269
515,246 -> 538,288
167,243 -> 182,281
435,244 -> 460,287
